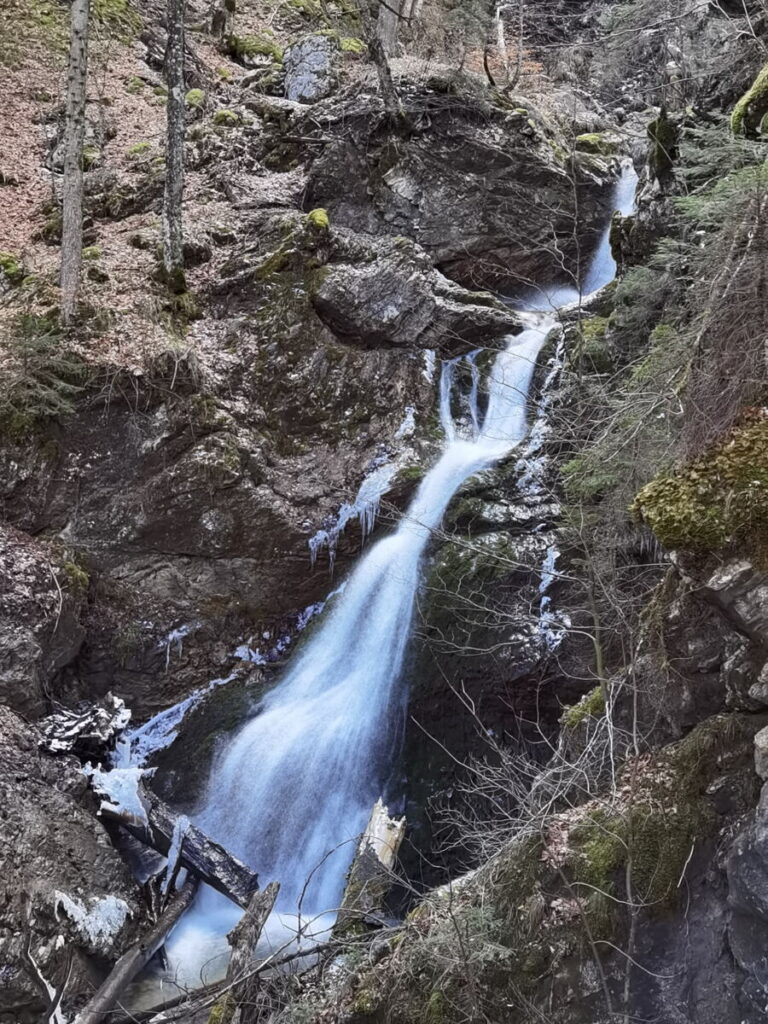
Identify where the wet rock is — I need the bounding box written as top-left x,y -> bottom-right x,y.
728,783 -> 768,1018
283,33 -> 335,103
0,705 -> 142,1022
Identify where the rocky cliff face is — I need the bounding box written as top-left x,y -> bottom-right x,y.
3,0 -> 767,1020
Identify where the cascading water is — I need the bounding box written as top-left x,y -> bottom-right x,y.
161,161 -> 638,987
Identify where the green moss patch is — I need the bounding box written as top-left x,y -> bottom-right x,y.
575,132 -> 618,156
0,252 -> 24,285
225,32 -> 283,63
306,207 -> 330,230
185,87 -> 205,107
213,108 -> 241,127
562,686 -> 605,729
632,411 -> 768,553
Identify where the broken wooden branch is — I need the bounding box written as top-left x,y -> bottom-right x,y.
73,877 -> 198,1024
334,798 -> 405,937
209,881 -> 280,1024
99,781 -> 259,910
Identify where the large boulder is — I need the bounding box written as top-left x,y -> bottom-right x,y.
309,233 -> 521,351
300,81 -> 617,291
0,705 -> 142,1022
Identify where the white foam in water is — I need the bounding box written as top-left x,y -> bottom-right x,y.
161,166 -> 638,989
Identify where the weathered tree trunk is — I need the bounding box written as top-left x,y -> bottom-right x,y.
334,799 -> 405,937
376,0 -> 402,56
210,0 -> 235,40
209,882 -> 280,1024
163,0 -> 187,292
361,2 -> 402,122
60,0 -> 91,326
74,879 -> 198,1024
99,784 -> 259,908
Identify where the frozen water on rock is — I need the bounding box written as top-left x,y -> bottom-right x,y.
83,763 -> 150,825
114,674 -> 236,768
54,892 -> 132,952
395,405 -> 417,440
308,461 -> 399,569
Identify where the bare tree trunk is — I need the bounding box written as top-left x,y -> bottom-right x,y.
163,0 -> 186,293
361,1 -> 402,122
74,879 -> 198,1024
376,0 -> 402,56
508,0 -> 524,92
210,0 -> 235,40
60,0 -> 91,326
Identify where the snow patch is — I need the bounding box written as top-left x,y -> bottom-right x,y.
54,892 -> 132,952
83,763 -> 150,824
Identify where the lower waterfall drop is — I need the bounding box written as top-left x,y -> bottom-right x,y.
163,161 -> 638,987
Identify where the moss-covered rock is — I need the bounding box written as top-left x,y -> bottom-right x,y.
574,316 -> 613,373
575,132 -> 618,156
562,686 -> 605,729
632,411 -> 768,554
225,32 -> 283,63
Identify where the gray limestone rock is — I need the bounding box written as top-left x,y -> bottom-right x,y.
283,34 -> 335,104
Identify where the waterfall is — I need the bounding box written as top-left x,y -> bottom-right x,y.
161,162 -> 638,987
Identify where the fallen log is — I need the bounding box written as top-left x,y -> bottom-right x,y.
74,877 -> 198,1024
334,799 -> 405,937
209,881 -> 280,1024
91,772 -> 259,909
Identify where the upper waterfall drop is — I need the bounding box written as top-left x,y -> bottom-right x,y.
161,162 -> 638,986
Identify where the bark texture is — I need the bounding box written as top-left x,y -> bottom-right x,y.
376,0 -> 401,56
210,881 -> 280,1024
163,0 -> 187,292
60,0 -> 91,325
99,782 -> 259,908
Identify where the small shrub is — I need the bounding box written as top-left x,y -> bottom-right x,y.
0,315 -> 89,437
306,208 -> 330,230
213,108 -> 241,127
185,88 -> 205,107
0,252 -> 24,285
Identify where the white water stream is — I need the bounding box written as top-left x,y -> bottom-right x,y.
160,162 -> 638,989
